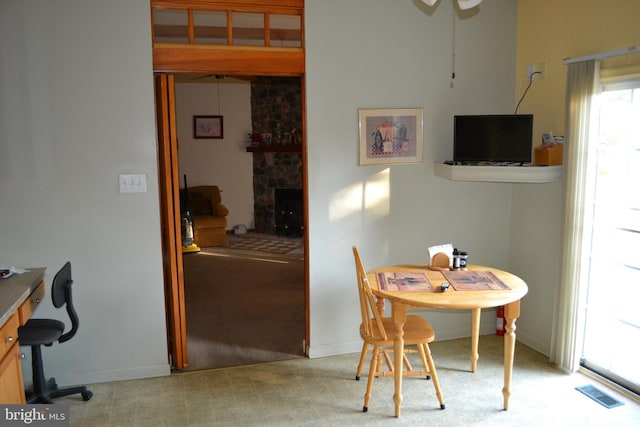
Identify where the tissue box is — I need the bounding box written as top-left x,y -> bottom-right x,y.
534,144 -> 563,166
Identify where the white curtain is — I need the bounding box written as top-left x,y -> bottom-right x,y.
550,60 -> 599,372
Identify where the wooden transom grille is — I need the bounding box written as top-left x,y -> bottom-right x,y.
151,0 -> 304,49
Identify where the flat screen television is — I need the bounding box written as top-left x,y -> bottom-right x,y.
453,114 -> 533,164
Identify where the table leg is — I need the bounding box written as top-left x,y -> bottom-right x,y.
470,308 -> 481,372
502,300 -> 520,410
392,301 -> 407,417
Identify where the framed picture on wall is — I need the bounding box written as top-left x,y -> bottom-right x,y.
194,115 -> 224,139
358,108 -> 423,165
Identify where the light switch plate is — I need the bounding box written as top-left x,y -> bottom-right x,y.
119,174 -> 147,193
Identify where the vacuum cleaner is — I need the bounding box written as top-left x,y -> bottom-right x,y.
181,174 -> 201,254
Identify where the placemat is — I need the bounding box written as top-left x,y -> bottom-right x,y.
377,271 -> 435,291
442,270 -> 510,291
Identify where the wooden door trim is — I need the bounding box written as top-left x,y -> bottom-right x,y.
155,75 -> 188,369
153,46 -> 304,75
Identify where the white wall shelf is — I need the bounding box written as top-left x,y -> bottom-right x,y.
434,163 -> 562,183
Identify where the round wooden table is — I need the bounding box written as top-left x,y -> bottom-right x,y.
367,264 -> 528,417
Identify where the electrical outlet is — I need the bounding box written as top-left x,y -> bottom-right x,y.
527,64 -> 536,80
527,63 -> 546,80
536,62 -> 546,80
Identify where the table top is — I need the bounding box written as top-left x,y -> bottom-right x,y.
0,268 -> 46,326
367,264 -> 528,310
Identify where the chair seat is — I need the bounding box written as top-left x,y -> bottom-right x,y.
361,315 -> 435,345
19,319 -> 65,346
193,215 -> 226,228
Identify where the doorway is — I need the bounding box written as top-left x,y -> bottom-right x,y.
150,0 -> 308,370
580,78 -> 640,394
174,74 -> 307,370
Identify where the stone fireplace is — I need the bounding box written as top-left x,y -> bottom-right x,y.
250,77 -> 303,235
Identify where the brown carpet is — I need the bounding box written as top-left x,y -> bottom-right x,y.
182,245 -> 305,371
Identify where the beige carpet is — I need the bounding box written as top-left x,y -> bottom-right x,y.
182,244 -> 305,372
62,335 -> 640,426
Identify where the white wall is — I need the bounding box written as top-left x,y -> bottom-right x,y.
175,81 -> 254,229
508,183 -> 563,354
0,0 -> 530,386
305,0 -> 519,357
0,0 -> 169,384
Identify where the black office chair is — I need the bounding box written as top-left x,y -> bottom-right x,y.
18,262 -> 93,403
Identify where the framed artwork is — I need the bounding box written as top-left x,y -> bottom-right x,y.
358,108 -> 423,165
193,115 -> 224,139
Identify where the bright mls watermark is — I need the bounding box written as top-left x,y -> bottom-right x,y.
0,405 -> 69,427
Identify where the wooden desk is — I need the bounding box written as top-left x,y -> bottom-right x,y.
367,264 -> 528,417
0,268 -> 46,404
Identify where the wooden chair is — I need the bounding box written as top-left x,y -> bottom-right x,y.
352,246 -> 445,412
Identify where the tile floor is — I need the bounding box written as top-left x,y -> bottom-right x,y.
58,335 -> 639,426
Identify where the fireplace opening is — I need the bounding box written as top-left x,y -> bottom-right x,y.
274,188 -> 303,237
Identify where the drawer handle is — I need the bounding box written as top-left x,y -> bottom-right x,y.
33,298 -> 41,304
6,336 -> 14,344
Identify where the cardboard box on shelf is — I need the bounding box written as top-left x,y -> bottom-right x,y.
534,144 -> 563,166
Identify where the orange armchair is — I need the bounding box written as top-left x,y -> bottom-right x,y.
185,185 -> 229,247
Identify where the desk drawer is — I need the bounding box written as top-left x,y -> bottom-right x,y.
18,280 -> 45,325
0,313 -> 19,357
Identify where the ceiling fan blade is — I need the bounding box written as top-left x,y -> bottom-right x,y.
420,0 -> 482,9
458,0 -> 482,9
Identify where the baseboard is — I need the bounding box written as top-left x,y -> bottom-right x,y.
309,340 -> 362,358
515,331 -> 550,357
43,364 -> 171,387
227,227 -> 257,235
428,320 -> 496,340
309,313 -> 497,359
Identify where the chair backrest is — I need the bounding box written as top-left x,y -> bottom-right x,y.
187,186 -> 222,214
51,261 -> 80,343
352,246 -> 388,341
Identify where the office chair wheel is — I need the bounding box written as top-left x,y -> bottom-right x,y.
362,406 -> 368,413
440,404 -> 445,410
81,391 -> 93,401
47,378 -> 59,390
